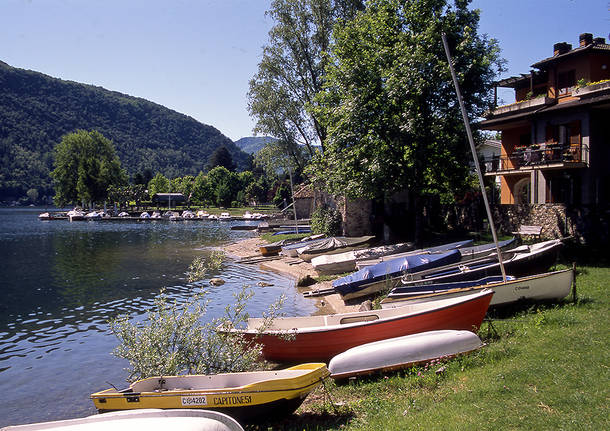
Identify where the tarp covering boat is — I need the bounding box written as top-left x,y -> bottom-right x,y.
333,249 -> 462,299
356,239 -> 474,268
296,236 -> 375,261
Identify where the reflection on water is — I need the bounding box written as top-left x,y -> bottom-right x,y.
0,208 -> 315,427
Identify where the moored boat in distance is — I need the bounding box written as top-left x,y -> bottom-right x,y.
90,363 -> 328,422
66,209 -> 85,221
381,268 -> 574,308
231,289 -> 493,362
328,330 -> 484,380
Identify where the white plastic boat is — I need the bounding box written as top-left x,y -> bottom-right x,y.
0,409 -> 244,431
381,268 -> 574,308
328,330 -> 483,380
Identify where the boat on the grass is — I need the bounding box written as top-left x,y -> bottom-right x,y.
355,239 -> 474,269
2,409 -> 244,431
311,242 -> 415,275
328,330 -> 483,380
333,249 -> 463,300
398,239 -> 562,288
90,363 -> 328,422
381,268 -> 573,308
219,212 -> 232,220
456,238 -> 517,261
231,289 -> 493,362
296,235 -> 376,262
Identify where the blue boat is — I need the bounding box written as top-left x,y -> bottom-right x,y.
333,249 -> 462,300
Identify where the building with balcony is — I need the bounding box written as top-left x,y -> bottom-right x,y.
479,33 -> 610,205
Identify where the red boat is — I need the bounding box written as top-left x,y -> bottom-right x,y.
233,289 -> 493,362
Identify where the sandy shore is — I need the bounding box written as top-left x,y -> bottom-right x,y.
223,237 -> 361,314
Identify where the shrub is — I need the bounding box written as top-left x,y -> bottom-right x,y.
311,206 -> 342,236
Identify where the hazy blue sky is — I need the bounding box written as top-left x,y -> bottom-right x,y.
1,0 -> 608,141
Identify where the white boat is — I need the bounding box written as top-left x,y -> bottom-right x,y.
151,211 -> 162,219
140,211 -> 151,219
328,330 -> 483,380
117,211 -> 130,218
182,210 -> 195,219
0,409 -> 244,431
311,242 -> 415,275
381,268 -> 574,308
84,211 -> 101,220
66,209 -> 85,221
219,212 -> 232,220
243,211 -> 253,219
208,214 -> 219,220
196,210 -> 210,218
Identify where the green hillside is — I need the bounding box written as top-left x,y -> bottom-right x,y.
234,136 -> 277,154
0,60 -> 250,202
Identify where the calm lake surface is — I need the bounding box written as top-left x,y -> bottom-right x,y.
0,207 -> 315,427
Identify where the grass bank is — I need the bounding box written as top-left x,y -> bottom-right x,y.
250,250 -> 609,430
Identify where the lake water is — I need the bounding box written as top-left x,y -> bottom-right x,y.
0,207 -> 315,427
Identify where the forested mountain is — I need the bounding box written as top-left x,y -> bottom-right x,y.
0,60 -> 250,202
234,136 -> 277,154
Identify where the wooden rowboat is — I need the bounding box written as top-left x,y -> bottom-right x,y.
90,363 -> 328,422
1,409 -> 244,431
232,289 -> 493,362
328,330 -> 483,380
381,268 -> 574,308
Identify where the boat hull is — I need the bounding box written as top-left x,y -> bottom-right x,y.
382,269 -> 573,308
328,330 -> 483,380
90,363 -> 328,423
240,290 -> 493,362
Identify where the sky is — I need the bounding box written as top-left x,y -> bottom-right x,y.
1,0 -> 609,141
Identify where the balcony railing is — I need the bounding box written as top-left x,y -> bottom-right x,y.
483,144 -> 589,173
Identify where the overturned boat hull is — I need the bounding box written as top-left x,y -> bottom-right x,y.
328,330 -> 483,380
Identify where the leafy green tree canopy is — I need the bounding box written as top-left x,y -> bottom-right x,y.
51,130 -> 127,206
147,173 -> 170,198
310,0 -> 504,204
206,145 -> 236,172
248,0 -> 364,156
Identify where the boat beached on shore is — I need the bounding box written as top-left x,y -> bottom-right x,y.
90,363 -> 328,422
381,268 -> 573,308
328,330 -> 484,380
231,289 -> 493,362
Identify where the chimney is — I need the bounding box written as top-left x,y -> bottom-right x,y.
579,33 -> 593,47
553,42 -> 572,56
594,37 -> 606,45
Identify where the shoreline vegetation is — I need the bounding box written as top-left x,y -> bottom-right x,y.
222,237 -> 609,430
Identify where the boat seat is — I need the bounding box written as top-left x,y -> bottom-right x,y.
340,314 -> 379,324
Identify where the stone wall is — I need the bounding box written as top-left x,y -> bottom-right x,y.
491,204 -> 609,244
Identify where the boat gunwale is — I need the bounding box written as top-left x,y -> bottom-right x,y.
238,289 -> 494,335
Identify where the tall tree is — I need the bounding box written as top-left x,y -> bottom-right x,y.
51,130 -> 126,206
206,146 -> 236,172
247,0 -> 364,156
311,0 -> 503,242
147,173 -> 170,198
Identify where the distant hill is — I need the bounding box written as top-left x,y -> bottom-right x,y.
0,60 -> 251,202
234,136 -> 277,155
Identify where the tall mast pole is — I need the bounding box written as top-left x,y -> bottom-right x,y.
442,33 -> 507,281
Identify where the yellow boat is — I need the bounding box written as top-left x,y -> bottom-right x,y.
91,363 -> 328,423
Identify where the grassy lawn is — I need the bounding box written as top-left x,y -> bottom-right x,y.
250,248 -> 609,430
